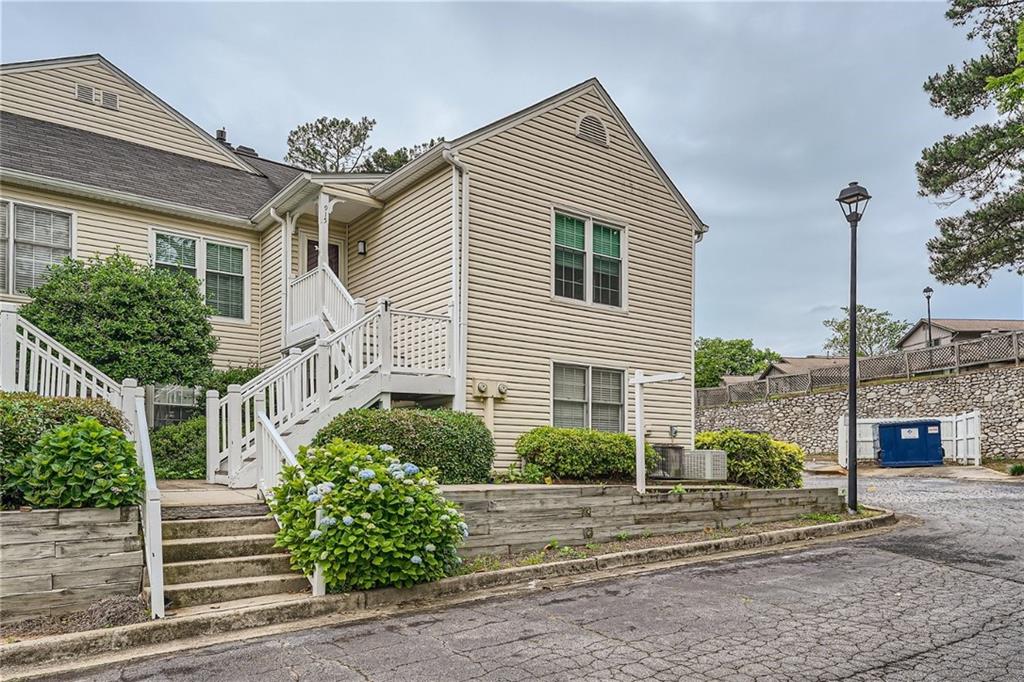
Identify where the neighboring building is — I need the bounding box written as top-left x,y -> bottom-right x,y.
0,54 -> 707,470
897,318 -> 1024,351
759,355 -> 847,378
720,374 -> 757,386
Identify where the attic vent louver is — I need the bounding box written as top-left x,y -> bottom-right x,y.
576,114 -> 609,147
100,91 -> 119,111
76,83 -> 94,103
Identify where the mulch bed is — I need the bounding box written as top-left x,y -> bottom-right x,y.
1,595 -> 149,642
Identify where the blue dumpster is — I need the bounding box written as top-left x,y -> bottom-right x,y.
874,420 -> 944,467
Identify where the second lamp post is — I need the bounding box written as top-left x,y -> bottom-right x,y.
836,181 -> 871,513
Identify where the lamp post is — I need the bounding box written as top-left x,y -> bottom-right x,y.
923,286 -> 934,349
836,181 -> 870,513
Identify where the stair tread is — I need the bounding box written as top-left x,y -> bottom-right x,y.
163,515 -> 273,526
161,573 -> 306,592
163,533 -> 278,546
162,553 -> 286,568
167,591 -> 310,619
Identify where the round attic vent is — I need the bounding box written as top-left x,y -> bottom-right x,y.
576,114 -> 609,147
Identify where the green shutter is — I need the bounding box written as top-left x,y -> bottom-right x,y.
555,214 -> 585,250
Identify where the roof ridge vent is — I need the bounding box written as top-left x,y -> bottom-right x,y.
576,113 -> 609,147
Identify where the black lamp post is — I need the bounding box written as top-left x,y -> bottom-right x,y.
923,286 -> 934,348
836,181 -> 870,513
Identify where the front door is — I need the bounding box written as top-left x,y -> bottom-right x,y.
305,239 -> 341,279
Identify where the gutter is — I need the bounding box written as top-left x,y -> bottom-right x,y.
0,168 -> 254,230
442,148 -> 470,411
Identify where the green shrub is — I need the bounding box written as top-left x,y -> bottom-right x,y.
312,409 -> 493,484
196,365 -> 264,409
1010,463 -> 1024,476
150,417 -> 206,479
498,461 -> 548,484
19,253 -> 218,385
514,427 -> 659,482
269,439 -> 466,591
695,429 -> 804,489
10,417 -> 144,509
0,393 -> 127,507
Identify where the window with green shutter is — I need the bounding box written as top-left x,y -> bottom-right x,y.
552,211 -> 624,308
552,363 -> 624,432
153,230 -> 247,320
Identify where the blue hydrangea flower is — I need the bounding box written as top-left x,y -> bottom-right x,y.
349,465 -> 359,474
379,444 -> 394,452
368,483 -> 382,493
319,516 -> 337,527
307,493 -> 322,503
342,515 -> 354,526
418,479 -> 430,487
403,479 -> 414,485
424,543 -> 436,553
307,486 -> 318,496
357,469 -> 376,480
308,529 -> 322,540
391,470 -> 405,480
360,512 -> 372,520
457,521 -> 469,538
439,515 -> 449,522
365,455 -> 373,461
410,555 -> 422,565
402,463 -> 420,475
317,482 -> 334,494
403,496 -> 414,505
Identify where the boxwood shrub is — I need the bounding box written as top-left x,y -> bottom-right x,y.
514,427 -> 659,482
695,429 -> 804,489
269,439 -> 466,591
10,417 -> 144,509
0,392 -> 127,507
312,409 -> 493,484
196,365 -> 264,410
150,417 -> 206,480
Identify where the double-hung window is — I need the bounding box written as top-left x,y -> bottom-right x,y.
553,211 -> 624,308
154,231 -> 246,320
0,200 -> 73,295
552,362 -> 625,432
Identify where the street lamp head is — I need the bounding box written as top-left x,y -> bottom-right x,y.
836,181 -> 871,223
923,286 -> 933,299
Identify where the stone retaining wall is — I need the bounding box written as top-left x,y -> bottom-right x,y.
446,485 -> 844,557
0,507 -> 143,621
696,366 -> 1024,457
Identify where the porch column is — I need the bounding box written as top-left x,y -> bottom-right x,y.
316,192 -> 331,272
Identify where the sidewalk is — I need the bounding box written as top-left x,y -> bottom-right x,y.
804,461 -> 1020,483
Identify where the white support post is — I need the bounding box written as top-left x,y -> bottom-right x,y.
254,391 -> 267,495
379,297 -> 393,381
120,378 -> 138,439
446,302 -> 455,377
288,347 -> 302,410
226,384 -> 243,483
0,302 -> 19,392
317,339 -> 331,407
312,508 -> 326,597
634,369 -> 646,494
205,389 -> 219,483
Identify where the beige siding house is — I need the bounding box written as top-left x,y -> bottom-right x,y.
0,53 -> 707,473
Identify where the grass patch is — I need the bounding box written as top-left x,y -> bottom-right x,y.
982,458 -> 1024,475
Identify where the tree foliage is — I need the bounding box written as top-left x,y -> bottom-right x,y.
694,337 -> 780,388
917,2 -> 1024,286
19,254 -> 218,385
285,115 -> 442,174
822,305 -> 911,357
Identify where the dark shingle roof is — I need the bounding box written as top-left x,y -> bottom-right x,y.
0,111 -> 304,218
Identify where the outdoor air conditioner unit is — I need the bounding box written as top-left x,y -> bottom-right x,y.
682,449 -> 728,481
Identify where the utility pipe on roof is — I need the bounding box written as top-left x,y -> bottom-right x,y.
443,149 -> 469,411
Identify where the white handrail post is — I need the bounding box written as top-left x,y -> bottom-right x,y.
0,302 -> 19,392
120,378 -> 139,440
634,369 -> 645,495
446,302 -> 455,376
312,508 -> 326,597
254,391 -> 267,496
226,384 -> 243,482
317,339 -> 331,406
288,347 -> 302,416
353,297 -> 366,320
205,389 -> 220,483
379,297 -> 392,381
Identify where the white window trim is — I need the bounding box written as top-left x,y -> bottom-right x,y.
549,205 -> 629,312
549,359 -> 627,432
149,227 -> 251,325
299,232 -> 346,282
0,197 -> 77,299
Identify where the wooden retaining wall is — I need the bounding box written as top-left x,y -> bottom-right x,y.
445,486 -> 845,557
0,507 -> 143,621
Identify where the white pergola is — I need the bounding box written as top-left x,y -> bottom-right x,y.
631,369 -> 687,494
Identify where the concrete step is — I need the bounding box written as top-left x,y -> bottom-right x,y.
162,503 -> 269,521
155,573 -> 310,609
160,553 -> 293,585
163,534 -> 283,563
162,516 -> 278,540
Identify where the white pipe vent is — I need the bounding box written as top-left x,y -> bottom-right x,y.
576,113 -> 609,147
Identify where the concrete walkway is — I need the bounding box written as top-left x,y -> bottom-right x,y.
158,480 -> 261,508
803,461 -> 1020,483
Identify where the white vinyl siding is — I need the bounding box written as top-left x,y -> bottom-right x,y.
0,200 -> 72,294
552,363 -> 624,432
552,211 -> 624,308
153,230 -> 247,321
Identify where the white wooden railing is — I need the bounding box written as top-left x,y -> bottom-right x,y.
287,268 -> 322,331
126,381 -> 165,618
286,265 -> 361,338
255,410 -> 325,597
323,266 -> 359,332
0,303 -> 122,404
392,309 -> 453,375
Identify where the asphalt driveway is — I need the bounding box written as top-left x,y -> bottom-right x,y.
60,475 -> 1024,681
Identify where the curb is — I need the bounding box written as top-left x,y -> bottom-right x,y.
0,509 -> 897,676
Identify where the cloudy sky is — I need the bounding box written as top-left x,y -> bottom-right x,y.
2,1 -> 1021,355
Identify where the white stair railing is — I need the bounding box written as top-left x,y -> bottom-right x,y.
323,266 -> 359,332
286,268 -> 321,332
285,265 -> 361,338
391,309 -> 453,376
0,303 -> 122,404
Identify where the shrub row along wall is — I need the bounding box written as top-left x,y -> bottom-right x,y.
0,507 -> 143,621
696,366 -> 1024,457
445,486 -> 844,556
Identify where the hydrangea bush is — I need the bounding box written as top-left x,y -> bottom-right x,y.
269,439 -> 467,591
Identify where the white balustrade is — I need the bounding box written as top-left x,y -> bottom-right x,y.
287,268 -> 322,331
391,309 -> 452,375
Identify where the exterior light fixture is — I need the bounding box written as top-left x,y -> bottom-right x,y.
357,240 -> 367,256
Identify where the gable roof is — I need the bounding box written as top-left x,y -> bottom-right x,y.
897,318 -> 1024,347
371,78 -> 708,238
0,53 -> 258,175
759,355 -> 847,378
0,111 -> 302,220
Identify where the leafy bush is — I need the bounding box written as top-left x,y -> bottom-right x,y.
312,409 -> 493,484
196,365 -> 264,409
269,439 -> 466,591
695,429 -> 804,489
10,417 -> 144,509
150,417 -> 206,479
497,461 -> 548,484
514,427 -> 659,482
19,253 -> 218,385
0,393 -> 127,507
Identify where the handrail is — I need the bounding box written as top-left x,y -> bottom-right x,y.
389,308 -> 450,321
131,393 -> 164,619
324,265 -> 356,308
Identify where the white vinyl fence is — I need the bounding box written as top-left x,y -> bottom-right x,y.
837,411 -> 981,468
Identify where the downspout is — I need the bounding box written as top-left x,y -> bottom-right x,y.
443,149 -> 470,411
